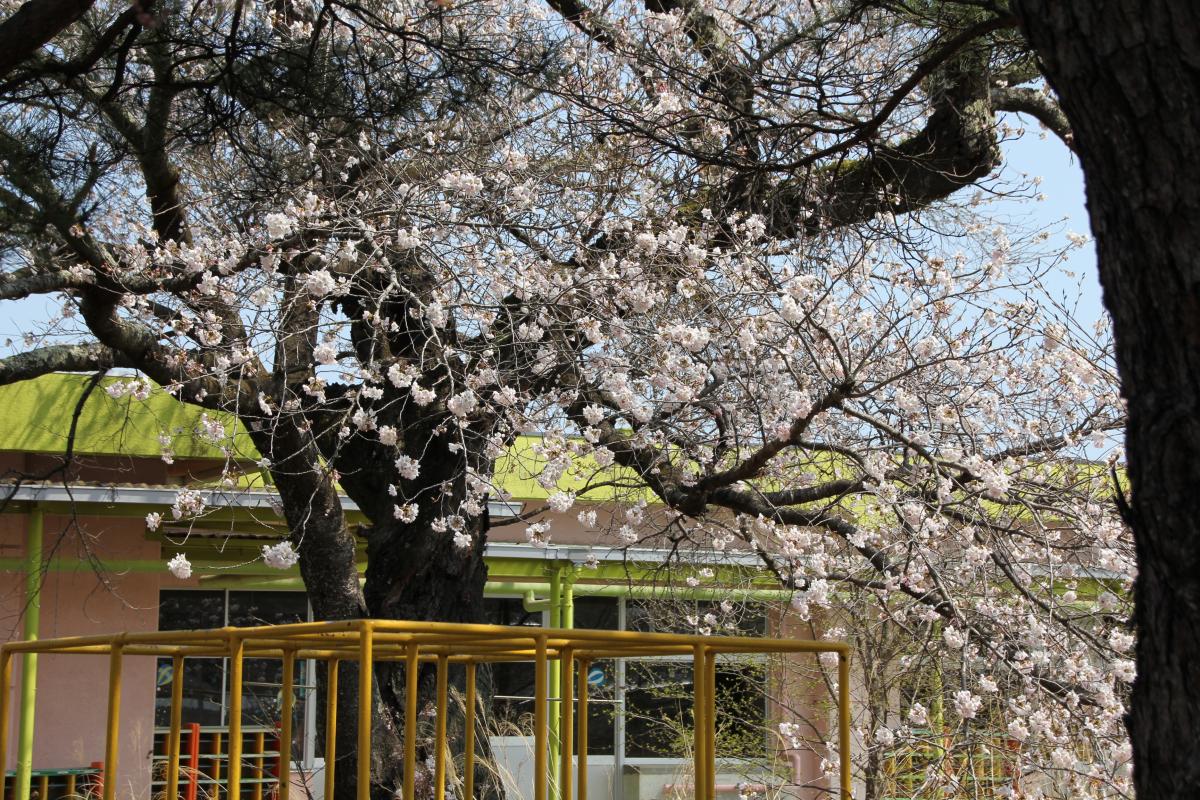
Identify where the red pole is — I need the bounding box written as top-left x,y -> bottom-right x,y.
89,760 -> 105,800
185,724 -> 200,800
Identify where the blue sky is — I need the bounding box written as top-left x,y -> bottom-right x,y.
1,121 -> 1105,348
996,115 -> 1103,324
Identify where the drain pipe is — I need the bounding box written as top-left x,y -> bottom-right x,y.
14,506 -> 43,800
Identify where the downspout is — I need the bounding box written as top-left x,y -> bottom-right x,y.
521,563 -> 580,800
15,506 -> 43,800
547,566 -> 562,800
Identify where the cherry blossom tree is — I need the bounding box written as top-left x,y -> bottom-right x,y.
0,1 -> 1131,798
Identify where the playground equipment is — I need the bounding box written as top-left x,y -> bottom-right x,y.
0,620 -> 851,800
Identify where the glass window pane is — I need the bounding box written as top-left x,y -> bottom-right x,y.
573,597 -> 618,631
623,660 -> 767,760
626,599 -> 766,636
159,590 -> 225,630
714,661 -> 767,759
227,590 -> 308,627
624,662 -> 693,758
578,660 -> 616,756
154,657 -> 225,726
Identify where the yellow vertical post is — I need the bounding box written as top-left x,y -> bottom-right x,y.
403,646 -> 418,800
38,773 -> 48,800
252,732 -> 265,800
576,659 -> 588,800
166,655 -> 186,800
838,652 -> 851,800
212,732 -> 223,800
228,637 -> 245,800
534,636 -> 548,800
323,660 -> 339,800
0,649 -> 14,800
434,656 -> 448,800
464,662 -> 476,800
547,570 -> 561,800
704,652 -> 716,800
66,772 -> 76,798
278,651 -> 296,800
692,645 -> 706,800
102,644 -> 124,800
15,506 -> 43,800
358,626 -> 374,800
559,650 -> 574,800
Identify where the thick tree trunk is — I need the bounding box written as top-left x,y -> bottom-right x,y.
1012,2 -> 1200,796
307,425 -> 501,800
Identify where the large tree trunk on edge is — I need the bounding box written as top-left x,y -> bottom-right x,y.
1012,2 -> 1200,796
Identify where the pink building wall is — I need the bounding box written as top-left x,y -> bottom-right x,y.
2,511 -> 161,798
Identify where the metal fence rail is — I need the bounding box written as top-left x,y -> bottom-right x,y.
0,620 -> 851,800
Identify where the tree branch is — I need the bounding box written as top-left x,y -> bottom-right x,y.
0,342 -> 129,385
0,0 -> 96,78
992,85 -> 1075,151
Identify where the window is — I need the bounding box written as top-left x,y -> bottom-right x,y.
625,599 -> 768,761
154,590 -> 313,762
482,595 -> 769,763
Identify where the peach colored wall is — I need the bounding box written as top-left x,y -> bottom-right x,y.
2,512 -> 161,799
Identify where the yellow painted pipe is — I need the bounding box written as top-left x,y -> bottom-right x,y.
404,646 -> 418,800
838,652 -> 851,800
704,652 -> 716,800
102,644 -> 123,800
324,659 -> 339,800
166,655 -> 185,800
559,649 -> 574,800
38,773 -> 48,800
358,627 -> 374,800
253,731 -> 265,800
0,649 -> 14,800
464,662 -> 476,800
212,732 -> 223,800
576,659 -> 588,800
228,637 -> 245,800
278,651 -> 296,800
547,569 -> 561,800
692,645 -> 706,800
534,636 -> 548,800
434,656 -> 448,800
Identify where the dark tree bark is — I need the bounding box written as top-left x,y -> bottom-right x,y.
1012,1 -> 1200,796
0,0 -> 96,77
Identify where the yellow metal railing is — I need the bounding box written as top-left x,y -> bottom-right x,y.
0,620 -> 852,800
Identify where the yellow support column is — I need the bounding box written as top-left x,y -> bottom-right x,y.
838,651 -> 851,800
559,649 -> 574,800
324,660 -> 339,800
704,652 -> 716,800
404,647 -> 418,800
166,655 -> 185,800
534,636 -> 548,800
358,626 -> 374,800
692,645 -> 706,800
434,656 -> 448,800
228,636 -> 245,800
576,659 -> 588,800
102,643 -> 123,800
464,662 -> 476,800
212,732 -> 223,800
278,651 -> 296,800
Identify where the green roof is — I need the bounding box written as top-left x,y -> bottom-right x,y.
0,373 -> 247,460
0,373 -> 642,502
